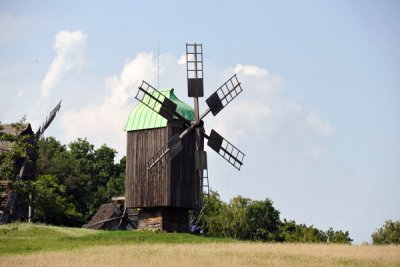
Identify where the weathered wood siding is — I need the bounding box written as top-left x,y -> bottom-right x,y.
138,207 -> 188,232
125,120 -> 202,210
125,127 -> 169,208
170,124 -> 201,210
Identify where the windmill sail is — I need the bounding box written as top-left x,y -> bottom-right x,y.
205,74 -> 243,116
147,133 -> 183,172
207,129 -> 245,170
136,81 -> 190,123
186,43 -> 204,97
35,100 -> 62,140
136,81 -> 177,121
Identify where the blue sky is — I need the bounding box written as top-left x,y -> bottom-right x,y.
0,1 -> 399,243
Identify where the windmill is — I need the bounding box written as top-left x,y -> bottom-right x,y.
124,43 -> 244,232
0,101 -> 61,224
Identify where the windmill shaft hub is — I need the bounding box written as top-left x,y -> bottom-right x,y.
191,119 -> 204,128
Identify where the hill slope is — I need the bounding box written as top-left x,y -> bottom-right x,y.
1,223 -> 399,267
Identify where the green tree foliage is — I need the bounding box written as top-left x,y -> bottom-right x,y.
372,220 -> 400,245
199,190 -> 228,237
200,192 -> 352,243
280,219 -> 327,243
33,175 -> 83,225
326,227 -> 352,244
247,199 -> 281,241
279,220 -> 352,244
34,137 -> 125,226
200,193 -> 281,242
225,196 -> 251,239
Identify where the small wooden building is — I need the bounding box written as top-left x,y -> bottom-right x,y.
0,123 -> 36,221
124,89 -> 201,232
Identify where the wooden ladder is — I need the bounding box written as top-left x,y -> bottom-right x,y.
193,169 -> 210,225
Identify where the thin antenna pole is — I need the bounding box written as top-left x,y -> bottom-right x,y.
157,42 -> 160,89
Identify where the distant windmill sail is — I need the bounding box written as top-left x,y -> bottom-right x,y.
36,100 -> 62,141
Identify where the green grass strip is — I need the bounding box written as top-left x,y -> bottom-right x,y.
0,223 -> 235,256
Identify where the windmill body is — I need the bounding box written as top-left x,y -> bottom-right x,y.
125,44 -> 245,232
125,89 -> 202,231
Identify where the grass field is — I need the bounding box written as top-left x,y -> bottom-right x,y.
1,223 -> 399,267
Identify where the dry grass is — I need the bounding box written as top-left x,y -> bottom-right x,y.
1,243 -> 399,267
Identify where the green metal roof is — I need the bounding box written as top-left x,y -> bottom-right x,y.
124,88 -> 195,131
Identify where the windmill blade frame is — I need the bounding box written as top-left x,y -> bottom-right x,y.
35,100 -> 62,141
136,81 -> 191,124
204,74 -> 243,117
186,43 -> 204,97
206,129 -> 245,171
147,133 -> 183,172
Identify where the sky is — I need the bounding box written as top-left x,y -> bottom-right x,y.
0,0 -> 399,243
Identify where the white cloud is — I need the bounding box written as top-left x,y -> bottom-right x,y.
234,64 -> 269,77
230,64 -> 284,97
305,111 -> 336,136
58,51 -> 335,164
203,64 -> 289,143
209,101 -> 272,142
41,30 -> 86,97
0,13 -> 35,43
177,54 -> 186,65
60,52 -> 157,156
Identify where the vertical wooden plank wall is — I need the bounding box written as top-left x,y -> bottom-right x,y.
125,128 -> 169,208
125,120 -> 202,210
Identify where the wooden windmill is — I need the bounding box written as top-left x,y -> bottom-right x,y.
0,101 -> 61,224
124,43 -> 245,231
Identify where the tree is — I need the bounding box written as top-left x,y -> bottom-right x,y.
326,227 -> 352,244
33,175 -> 83,225
37,137 -> 69,179
199,190 -> 228,237
301,224 -> 327,243
372,220 -> 400,245
226,195 -> 251,239
35,137 -> 126,226
247,199 -> 281,241
280,220 -> 352,243
199,191 -> 352,243
105,156 -> 125,198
